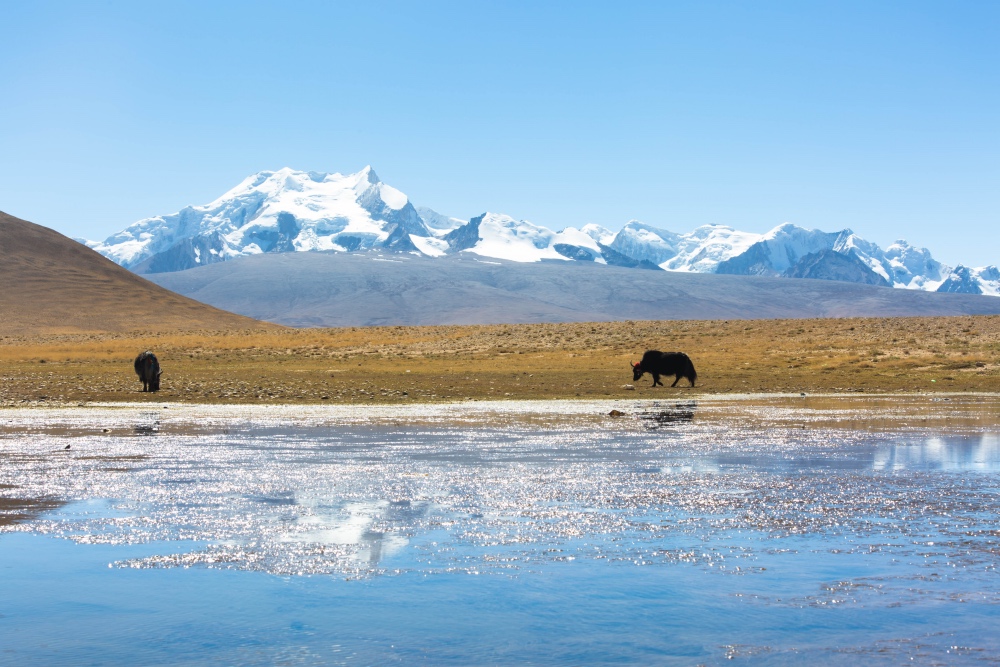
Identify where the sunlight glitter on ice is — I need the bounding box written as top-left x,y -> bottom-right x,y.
2,395 -> 999,580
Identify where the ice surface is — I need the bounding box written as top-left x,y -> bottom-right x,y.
3,395 -> 1000,664
3,395 -> 1000,582
409,234 -> 449,256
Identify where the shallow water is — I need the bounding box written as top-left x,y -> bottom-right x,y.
1,394 -> 999,665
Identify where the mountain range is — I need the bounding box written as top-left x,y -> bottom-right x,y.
86,167 -> 999,296
3,206 -> 996,332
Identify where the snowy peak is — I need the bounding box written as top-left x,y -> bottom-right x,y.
608,222 -> 760,273
437,213 -> 610,264
579,224 -> 616,245
754,223 -> 847,274
608,221 -> 681,266
86,166 -> 995,295
937,265 -> 1000,296
91,166 -> 431,272
358,165 -> 380,185
720,224 -> 888,281
444,212 -> 570,263
660,225 -> 761,273
708,223 -> 992,293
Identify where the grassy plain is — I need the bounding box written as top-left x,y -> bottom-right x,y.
1,316 -> 998,406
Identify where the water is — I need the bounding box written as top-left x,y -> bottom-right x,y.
2,394 -> 999,665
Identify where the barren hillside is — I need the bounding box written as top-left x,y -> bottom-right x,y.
0,211 -> 273,335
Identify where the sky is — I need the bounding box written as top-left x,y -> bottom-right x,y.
1,1 -> 997,267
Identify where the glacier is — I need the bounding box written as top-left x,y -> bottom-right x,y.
90,167 -> 432,272
87,166 -> 997,296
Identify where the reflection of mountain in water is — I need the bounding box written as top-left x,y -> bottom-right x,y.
873,434 -> 1000,472
283,497 -> 429,565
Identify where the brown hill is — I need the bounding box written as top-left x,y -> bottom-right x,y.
0,211 -> 274,334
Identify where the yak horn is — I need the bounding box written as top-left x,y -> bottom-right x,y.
630,361 -> 638,368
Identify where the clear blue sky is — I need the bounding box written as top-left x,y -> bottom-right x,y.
2,1 -> 997,267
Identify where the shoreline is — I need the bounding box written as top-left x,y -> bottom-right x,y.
4,392 -> 999,433
4,389 -> 1000,409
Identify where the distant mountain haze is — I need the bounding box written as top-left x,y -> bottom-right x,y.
85,167 -> 999,297
145,251 -> 1000,328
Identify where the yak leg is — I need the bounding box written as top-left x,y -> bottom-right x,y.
652,373 -> 662,387
671,375 -> 680,387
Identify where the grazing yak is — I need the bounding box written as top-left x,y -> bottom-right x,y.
134,351 -> 162,392
631,350 -> 697,388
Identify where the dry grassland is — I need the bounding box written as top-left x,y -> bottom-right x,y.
1,316 -> 998,406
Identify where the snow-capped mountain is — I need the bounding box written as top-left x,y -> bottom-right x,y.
87,166 -> 997,296
715,224 -> 851,276
442,212 -> 591,263
937,265 -> 1000,296
608,221 -> 761,273
91,167 -> 432,273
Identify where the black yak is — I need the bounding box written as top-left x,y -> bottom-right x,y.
631,350 -> 696,388
134,351 -> 162,392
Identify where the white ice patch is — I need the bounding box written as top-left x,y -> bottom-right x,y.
410,235 -> 449,257
553,227 -> 602,252
377,183 -> 408,210
465,213 -> 567,263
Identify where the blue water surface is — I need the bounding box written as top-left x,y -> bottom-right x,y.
1,396 -> 999,665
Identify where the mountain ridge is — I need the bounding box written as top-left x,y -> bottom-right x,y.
87,167 -> 999,296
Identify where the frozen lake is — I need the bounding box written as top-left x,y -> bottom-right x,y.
2,395 -> 1000,665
